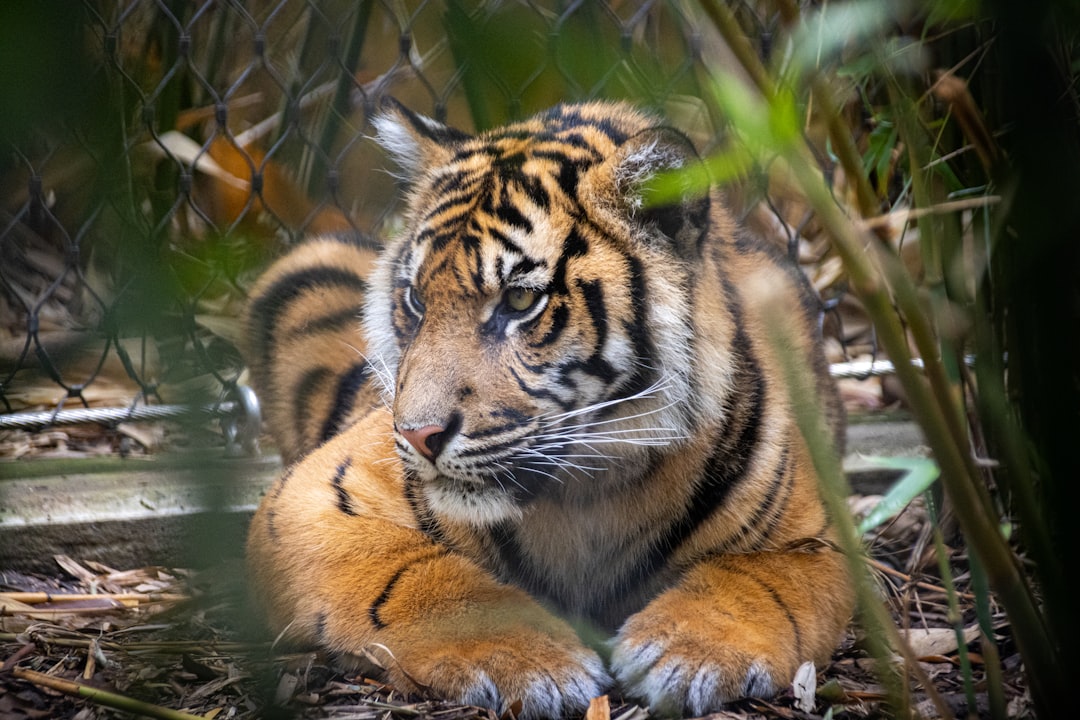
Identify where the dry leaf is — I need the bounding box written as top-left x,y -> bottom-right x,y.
900,625 -> 980,658
142,132 -> 250,191
792,660 -> 817,712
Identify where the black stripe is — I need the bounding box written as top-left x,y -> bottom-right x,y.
547,106 -> 629,144
368,547 -> 448,630
531,148 -> 576,165
319,361 -> 372,442
385,97 -> 471,145
555,160 -> 581,197
294,366 -> 334,442
509,365 -> 574,411
516,173 -> 550,208
728,446 -> 792,546
570,278 -> 618,382
611,346 -> 766,596
331,457 -> 356,516
430,169 -> 470,195
578,278 -> 608,346
463,418 -> 524,440
530,302 -> 569,348
623,253 -> 656,380
495,197 -> 533,233
403,471 -> 446,543
547,228 -> 589,298
270,465 -> 295,500
598,251 -> 657,411
490,520 -> 537,594
251,267 -> 367,361
487,226 -> 525,255
719,562 -> 803,658
265,508 -> 277,541
284,305 -> 363,341
369,566 -> 407,630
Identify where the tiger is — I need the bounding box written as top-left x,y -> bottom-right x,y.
242,99 -> 853,718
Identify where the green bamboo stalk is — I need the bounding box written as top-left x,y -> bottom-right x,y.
969,552 -> 1008,720
761,301 -> 957,720
882,77 -> 976,470
13,668 -> 206,720
927,496 -> 980,716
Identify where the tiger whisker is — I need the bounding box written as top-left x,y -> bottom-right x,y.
529,428 -> 688,446
493,461 -> 566,486
510,448 -> 605,474
535,376 -> 678,425
343,342 -> 396,406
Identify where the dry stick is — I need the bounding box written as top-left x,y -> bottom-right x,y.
12,667 -> 206,720
864,557 -> 976,601
858,196 -> 1002,232
0,592 -> 187,605
0,642 -> 36,672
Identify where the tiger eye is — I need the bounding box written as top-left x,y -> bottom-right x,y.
405,285 -> 425,314
505,287 -> 538,312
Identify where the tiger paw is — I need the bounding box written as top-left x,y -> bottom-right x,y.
374,628 -> 611,719
609,614 -> 789,716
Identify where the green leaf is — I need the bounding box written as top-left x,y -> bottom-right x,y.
710,74 -> 771,147
787,0 -> 897,78
863,119 -> 898,196
926,0 -> 981,27
708,73 -> 800,153
856,456 -> 941,534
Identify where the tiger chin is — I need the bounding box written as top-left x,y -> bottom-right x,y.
242,99 -> 853,718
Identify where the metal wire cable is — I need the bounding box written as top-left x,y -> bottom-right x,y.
1,359 -> 979,432
0,402 -> 235,431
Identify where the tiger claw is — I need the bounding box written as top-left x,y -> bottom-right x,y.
610,636 -> 778,717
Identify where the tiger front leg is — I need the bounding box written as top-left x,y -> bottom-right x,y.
610,547 -> 852,716
246,417 -> 610,720
359,549 -> 611,718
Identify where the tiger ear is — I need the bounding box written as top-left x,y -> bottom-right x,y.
372,98 -> 472,179
613,127 -> 711,259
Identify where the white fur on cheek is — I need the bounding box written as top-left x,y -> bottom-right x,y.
361,243 -> 405,389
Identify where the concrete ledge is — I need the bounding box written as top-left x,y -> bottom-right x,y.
0,420 -> 926,572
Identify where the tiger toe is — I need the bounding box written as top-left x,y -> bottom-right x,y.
610,634 -> 780,716
383,637 -> 611,719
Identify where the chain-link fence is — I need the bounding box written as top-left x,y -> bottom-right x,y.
0,0 -> 882,460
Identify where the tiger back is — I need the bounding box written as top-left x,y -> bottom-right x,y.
243,100 -> 853,718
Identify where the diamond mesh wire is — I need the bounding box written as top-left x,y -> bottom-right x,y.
0,1 -> 871,451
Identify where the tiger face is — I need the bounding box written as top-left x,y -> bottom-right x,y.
365,102 -> 706,525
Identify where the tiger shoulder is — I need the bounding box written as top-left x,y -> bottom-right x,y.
242,99 -> 853,719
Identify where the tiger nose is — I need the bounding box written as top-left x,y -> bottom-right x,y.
399,415 -> 461,461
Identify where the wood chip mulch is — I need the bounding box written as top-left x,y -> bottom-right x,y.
1,508 -> 1035,720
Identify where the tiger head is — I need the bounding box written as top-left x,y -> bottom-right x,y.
365,100 -> 714,525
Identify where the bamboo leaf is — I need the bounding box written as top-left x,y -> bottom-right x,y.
857,456 -> 940,534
